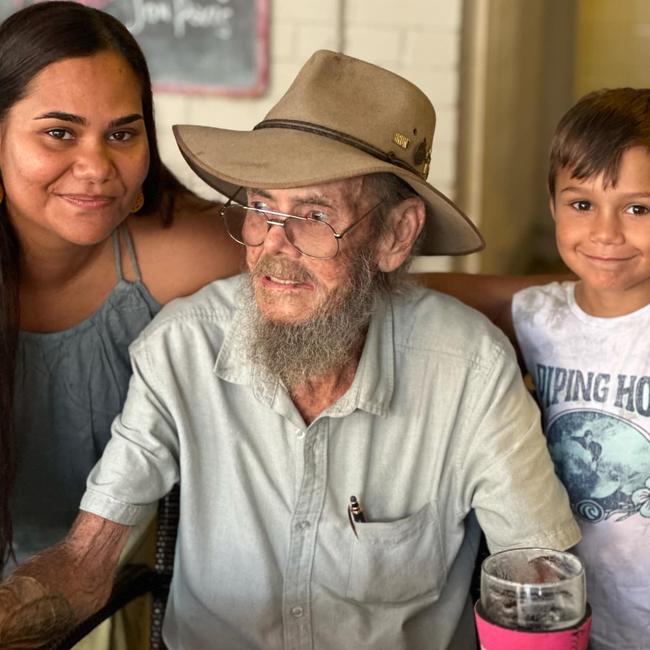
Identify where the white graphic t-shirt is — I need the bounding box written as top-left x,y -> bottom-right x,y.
513,281 -> 650,650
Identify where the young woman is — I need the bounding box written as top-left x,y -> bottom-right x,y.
0,1 -> 242,576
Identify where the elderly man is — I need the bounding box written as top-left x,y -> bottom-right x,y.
0,50 -> 579,649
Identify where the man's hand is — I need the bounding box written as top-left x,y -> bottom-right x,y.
0,511 -> 130,648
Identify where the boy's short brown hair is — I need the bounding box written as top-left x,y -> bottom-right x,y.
548,87 -> 650,198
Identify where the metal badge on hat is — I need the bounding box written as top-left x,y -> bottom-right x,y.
392,132 -> 411,149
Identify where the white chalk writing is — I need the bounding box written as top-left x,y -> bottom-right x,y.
127,0 -> 234,39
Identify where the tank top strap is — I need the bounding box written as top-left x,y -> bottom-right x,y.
112,223 -> 142,283
111,228 -> 124,281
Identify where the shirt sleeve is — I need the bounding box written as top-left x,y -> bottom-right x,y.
461,336 -> 581,553
80,338 -> 181,526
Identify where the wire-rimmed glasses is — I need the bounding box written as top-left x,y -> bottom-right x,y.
220,188 -> 384,259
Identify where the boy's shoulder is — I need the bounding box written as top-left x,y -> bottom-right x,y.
513,280 -> 576,316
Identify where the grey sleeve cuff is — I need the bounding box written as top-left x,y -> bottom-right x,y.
80,489 -> 156,526
488,516 -> 582,555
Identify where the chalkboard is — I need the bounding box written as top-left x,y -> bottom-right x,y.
1,0 -> 269,95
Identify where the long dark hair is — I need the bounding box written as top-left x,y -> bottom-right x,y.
0,0 -> 176,567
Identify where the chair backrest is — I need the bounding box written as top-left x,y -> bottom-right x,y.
150,484 -> 180,649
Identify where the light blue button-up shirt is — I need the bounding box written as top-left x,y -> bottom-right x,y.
82,275 -> 580,650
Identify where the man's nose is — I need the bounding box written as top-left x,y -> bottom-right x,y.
261,220 -> 301,257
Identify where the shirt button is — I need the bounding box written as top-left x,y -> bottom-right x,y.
290,606 -> 304,618
297,520 -> 311,531
296,429 -> 306,440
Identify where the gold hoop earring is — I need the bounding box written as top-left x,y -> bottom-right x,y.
130,191 -> 144,214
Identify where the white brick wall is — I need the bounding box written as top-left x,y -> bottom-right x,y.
155,0 -> 463,270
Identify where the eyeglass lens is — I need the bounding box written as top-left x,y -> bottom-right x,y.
222,205 -> 339,258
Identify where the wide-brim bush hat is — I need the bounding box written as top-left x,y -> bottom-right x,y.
173,49 -> 484,256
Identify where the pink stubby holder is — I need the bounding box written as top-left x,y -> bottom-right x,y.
475,601 -> 592,650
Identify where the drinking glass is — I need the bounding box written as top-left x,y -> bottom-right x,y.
480,547 -> 586,631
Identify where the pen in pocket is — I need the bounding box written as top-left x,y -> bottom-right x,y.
348,495 -> 366,537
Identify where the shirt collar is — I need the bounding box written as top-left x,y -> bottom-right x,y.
214,291 -> 395,419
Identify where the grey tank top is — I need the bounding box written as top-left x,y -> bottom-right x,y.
10,225 -> 161,568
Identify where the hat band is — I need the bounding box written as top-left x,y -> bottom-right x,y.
253,118 -> 424,179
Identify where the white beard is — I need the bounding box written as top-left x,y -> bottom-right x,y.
240,248 -> 379,389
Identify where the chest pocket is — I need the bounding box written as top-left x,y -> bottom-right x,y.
346,502 -> 446,603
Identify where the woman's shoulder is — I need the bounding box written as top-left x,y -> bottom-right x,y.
126,194 -> 244,305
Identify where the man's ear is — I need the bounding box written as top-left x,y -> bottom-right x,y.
375,197 -> 426,273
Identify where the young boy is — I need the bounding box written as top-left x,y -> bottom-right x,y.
418,87 -> 650,650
